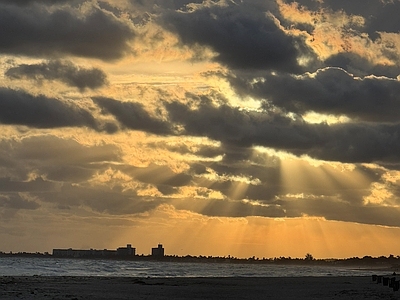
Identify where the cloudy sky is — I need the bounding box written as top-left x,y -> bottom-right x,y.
1,0 -> 400,259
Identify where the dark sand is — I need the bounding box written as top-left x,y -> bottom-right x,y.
0,276 -> 398,299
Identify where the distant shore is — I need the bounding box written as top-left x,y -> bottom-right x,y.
0,276 -> 398,299
2,252 -> 400,270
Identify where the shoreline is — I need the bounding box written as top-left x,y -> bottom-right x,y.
1,276 -> 398,299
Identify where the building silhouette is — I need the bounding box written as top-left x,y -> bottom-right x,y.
52,243 -> 166,259
52,244 -> 136,258
151,244 -> 164,258
117,244 -> 135,256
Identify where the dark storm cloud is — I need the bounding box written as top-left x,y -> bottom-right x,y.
0,4 -> 135,60
325,53 -> 400,78
5,60 -> 108,91
93,97 -> 173,135
0,88 -> 101,130
321,0 -> 400,37
285,0 -> 400,38
161,1 -> 310,72
165,98 -> 400,163
165,98 -> 324,150
233,67 -> 400,122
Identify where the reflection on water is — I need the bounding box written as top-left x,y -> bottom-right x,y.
0,257 -> 371,277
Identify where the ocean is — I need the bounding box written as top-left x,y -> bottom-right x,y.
0,257 -> 374,277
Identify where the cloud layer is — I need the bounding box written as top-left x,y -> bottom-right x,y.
0,88 -> 99,129
161,1 -> 309,72
0,3 -> 135,60
1,0 -> 400,255
5,60 -> 107,91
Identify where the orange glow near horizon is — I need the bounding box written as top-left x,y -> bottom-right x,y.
2,192 -> 400,259
105,206 -> 400,259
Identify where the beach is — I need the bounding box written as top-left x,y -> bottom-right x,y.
0,276 -> 398,300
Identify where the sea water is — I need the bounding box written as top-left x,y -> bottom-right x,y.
0,257 -> 372,277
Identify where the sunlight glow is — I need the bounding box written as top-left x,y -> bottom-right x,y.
279,156 -> 370,198
302,111 -> 351,124
126,206 -> 400,258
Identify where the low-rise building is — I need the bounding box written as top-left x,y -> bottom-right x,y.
117,244 -> 135,256
53,244 -> 135,258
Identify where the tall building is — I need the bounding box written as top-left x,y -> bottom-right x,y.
151,244 -> 164,258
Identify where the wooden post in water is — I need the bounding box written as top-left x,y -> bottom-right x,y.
383,277 -> 389,286
393,280 -> 400,292
389,277 -> 396,288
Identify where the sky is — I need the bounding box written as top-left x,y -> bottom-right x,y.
1,0 -> 400,259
